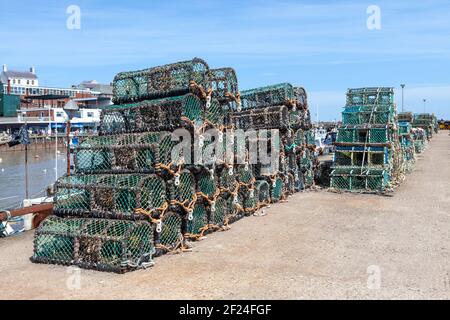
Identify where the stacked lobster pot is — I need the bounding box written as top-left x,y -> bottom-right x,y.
232,82 -> 317,205
397,119 -> 416,173
412,113 -> 437,140
330,87 -> 407,193
399,112 -> 426,154
31,58 -> 314,273
31,58 -> 226,272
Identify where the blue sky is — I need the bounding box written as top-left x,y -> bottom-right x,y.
1,0 -> 449,120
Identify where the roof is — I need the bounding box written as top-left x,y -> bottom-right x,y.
91,84 -> 113,95
2,70 -> 38,80
77,81 -> 112,95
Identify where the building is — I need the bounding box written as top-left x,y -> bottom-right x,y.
0,65 -> 112,134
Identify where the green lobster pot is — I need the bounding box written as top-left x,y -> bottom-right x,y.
32,217 -> 155,273
241,83 -> 295,109
171,169 -> 196,204
255,180 -> 270,205
197,169 -> 218,200
185,200 -> 208,237
113,58 -> 210,104
235,164 -> 254,185
218,166 -> 237,191
270,176 -> 284,203
138,175 -> 167,212
209,68 -> 239,103
100,94 -> 205,135
54,176 -> 91,212
242,188 -> 257,213
210,195 -> 229,227
157,211 -> 183,251
284,172 -> 296,195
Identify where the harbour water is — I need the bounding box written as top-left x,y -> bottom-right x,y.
0,149 -> 66,209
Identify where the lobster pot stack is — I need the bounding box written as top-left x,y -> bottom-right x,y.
330,87 -> 407,193
31,58 -> 316,273
412,113 -> 438,140
232,82 -> 317,203
397,119 -> 416,173
32,58 -> 227,272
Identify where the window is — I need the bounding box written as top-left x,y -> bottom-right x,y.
12,79 -> 16,84
27,80 -> 30,85
56,112 -> 64,117
18,79 -> 21,84
87,112 -> 94,118
32,80 -> 34,85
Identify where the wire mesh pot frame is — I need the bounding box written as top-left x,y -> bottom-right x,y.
54,174 -> 169,221
31,216 -> 155,273
99,95 -> 207,136
208,68 -> 239,104
74,142 -> 161,175
240,83 -> 297,110
231,105 -> 291,131
257,174 -> 286,203
112,57 -> 210,104
135,205 -> 193,255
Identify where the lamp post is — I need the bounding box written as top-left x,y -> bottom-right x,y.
423,99 -> 427,113
400,84 -> 405,113
63,100 -> 79,176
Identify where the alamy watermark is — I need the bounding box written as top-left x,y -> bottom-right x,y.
367,5 -> 381,30
367,265 -> 381,290
167,128 -> 281,169
66,266 -> 82,290
66,5 -> 81,30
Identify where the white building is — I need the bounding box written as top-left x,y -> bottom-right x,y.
1,65 -> 39,94
0,64 -> 97,98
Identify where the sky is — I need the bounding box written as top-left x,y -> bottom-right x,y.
0,0 -> 449,120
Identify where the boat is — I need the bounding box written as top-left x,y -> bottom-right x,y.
0,132 -> 12,146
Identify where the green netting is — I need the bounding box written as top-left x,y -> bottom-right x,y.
294,129 -> 305,146
54,174 -> 167,219
284,173 -> 296,195
255,180 -> 270,205
369,128 -> 388,143
398,112 -> 414,123
218,166 -> 237,191
196,129 -> 225,166
242,187 -> 257,213
300,149 -> 313,171
170,169 -> 196,205
209,195 -> 229,226
209,68 -> 239,103
156,211 -> 183,252
293,169 -> 305,192
270,176 -> 284,203
330,168 -> 391,192
342,110 -> 394,125
305,130 -> 315,146
336,127 -> 390,144
74,133 -> 163,173
231,105 -> 289,130
235,164 -> 254,185
204,97 -> 225,127
333,148 -> 388,167
398,122 -> 412,136
241,83 -> 295,109
196,169 -> 218,200
113,58 -> 210,104
303,169 -> 315,188
185,200 -> 208,238
31,216 -> 154,273
346,87 -> 394,107
99,94 -> 204,135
